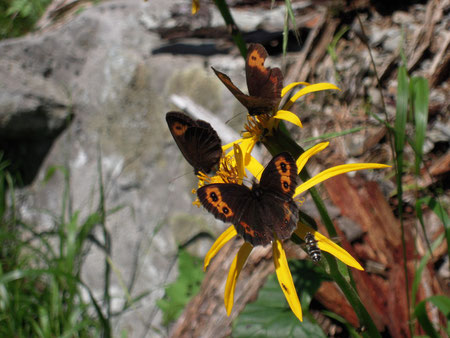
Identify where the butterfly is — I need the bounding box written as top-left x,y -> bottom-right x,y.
212,43 -> 283,116
166,112 -> 222,175
304,232 -> 321,262
197,152 -> 299,246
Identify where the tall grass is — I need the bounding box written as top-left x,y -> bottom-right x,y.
0,154 -> 114,336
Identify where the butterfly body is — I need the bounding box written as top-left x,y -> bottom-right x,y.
305,232 -> 321,262
166,112 -> 222,175
212,43 -> 283,116
197,152 -> 299,246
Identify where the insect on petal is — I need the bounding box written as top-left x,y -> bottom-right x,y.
295,224 -> 364,270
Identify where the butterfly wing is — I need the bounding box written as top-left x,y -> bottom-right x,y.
257,152 -> 299,241
211,67 -> 251,106
257,196 -> 299,241
166,112 -> 222,174
197,183 -> 251,224
198,183 -> 273,246
235,199 -> 275,246
184,125 -> 222,174
245,44 -> 283,113
259,152 -> 298,197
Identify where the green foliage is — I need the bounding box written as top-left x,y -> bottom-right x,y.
414,295 -> 450,338
0,154 -> 127,336
233,261 -> 329,337
0,0 -> 51,39
157,249 -> 205,325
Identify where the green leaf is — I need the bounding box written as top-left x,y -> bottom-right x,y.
411,233 -> 444,307
414,295 -> 450,338
394,66 -> 409,158
156,249 -> 204,325
233,272 -> 326,337
418,196 -> 450,264
411,77 -> 429,175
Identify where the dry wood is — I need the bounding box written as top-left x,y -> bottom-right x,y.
323,175 -> 445,336
170,238 -> 274,337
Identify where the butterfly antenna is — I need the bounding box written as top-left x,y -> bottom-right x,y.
168,171 -> 191,184
225,112 -> 244,124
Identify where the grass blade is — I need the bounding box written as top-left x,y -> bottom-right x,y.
411,77 -> 429,175
213,0 -> 247,58
411,233 -> 444,308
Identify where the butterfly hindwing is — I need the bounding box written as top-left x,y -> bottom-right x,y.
166,112 -> 222,174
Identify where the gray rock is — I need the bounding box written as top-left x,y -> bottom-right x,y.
0,0 -> 236,336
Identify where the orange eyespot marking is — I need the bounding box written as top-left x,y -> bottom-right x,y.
204,187 -> 235,217
172,121 -> 188,136
247,51 -> 267,73
280,176 -> 291,193
275,157 -> 291,174
240,221 -> 255,237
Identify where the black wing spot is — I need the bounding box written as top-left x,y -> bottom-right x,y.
210,192 -> 218,202
280,162 -> 287,172
283,182 -> 289,189
223,207 -> 229,214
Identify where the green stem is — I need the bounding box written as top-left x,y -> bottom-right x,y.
213,0 -> 247,58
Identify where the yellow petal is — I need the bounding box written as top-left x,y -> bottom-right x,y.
241,137 -> 257,166
234,143 -> 244,184
224,242 -> 253,315
283,83 -> 341,110
295,224 -> 363,270
273,238 -> 303,322
281,82 -> 310,97
273,110 -> 303,128
192,0 -> 200,14
294,163 -> 391,197
222,139 -> 243,152
296,142 -> 329,174
204,226 -> 237,271
246,156 -> 264,181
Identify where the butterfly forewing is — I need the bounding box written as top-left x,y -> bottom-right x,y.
245,44 -> 283,101
184,126 -> 222,173
197,184 -> 252,224
166,112 -> 222,174
259,152 -> 298,198
211,44 -> 283,116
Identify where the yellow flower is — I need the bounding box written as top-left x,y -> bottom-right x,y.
203,142 -> 390,322
192,0 -> 200,14
223,81 -> 340,171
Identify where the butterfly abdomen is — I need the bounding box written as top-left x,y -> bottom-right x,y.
305,232 -> 321,262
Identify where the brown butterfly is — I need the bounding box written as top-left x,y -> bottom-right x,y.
212,43 -> 283,116
166,112 -> 222,175
197,152 -> 299,246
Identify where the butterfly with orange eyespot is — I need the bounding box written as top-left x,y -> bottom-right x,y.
166,112 -> 222,175
212,43 -> 283,116
197,152 -> 299,246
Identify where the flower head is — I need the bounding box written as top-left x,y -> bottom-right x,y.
203,143 -> 389,322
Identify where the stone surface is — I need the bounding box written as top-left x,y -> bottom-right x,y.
0,0 -> 250,336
